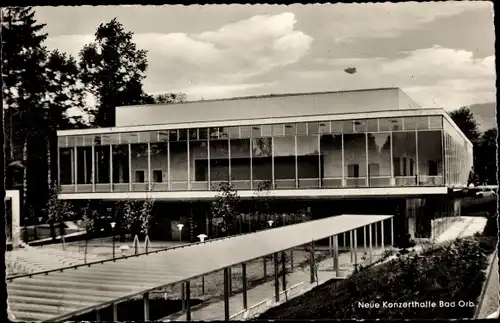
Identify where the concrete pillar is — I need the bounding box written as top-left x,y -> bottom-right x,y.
181,282 -> 185,312
353,229 -> 358,265
309,243 -> 316,283
333,235 -> 339,277
374,222 -> 378,249
290,249 -> 294,270
228,267 -> 232,296
242,263 -> 248,309
143,292 -> 150,321
381,220 -> 385,250
263,257 -> 267,278
113,303 -> 118,321
274,253 -> 280,302
363,226 -> 367,253
281,251 -> 287,292
369,224 -> 373,264
349,230 -> 353,263
390,217 -> 394,246
186,281 -> 191,321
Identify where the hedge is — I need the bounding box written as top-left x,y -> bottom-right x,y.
257,236 -> 497,320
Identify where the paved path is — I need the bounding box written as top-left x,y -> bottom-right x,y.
477,251 -> 499,318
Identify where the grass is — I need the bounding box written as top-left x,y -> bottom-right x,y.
257,235 -> 497,320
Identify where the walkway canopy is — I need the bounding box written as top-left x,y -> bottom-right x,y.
7,214 -> 393,322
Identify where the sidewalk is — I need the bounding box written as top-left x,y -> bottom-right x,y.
476,250 -> 499,319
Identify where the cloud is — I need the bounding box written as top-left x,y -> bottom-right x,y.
281,46 -> 496,110
322,2 -> 488,43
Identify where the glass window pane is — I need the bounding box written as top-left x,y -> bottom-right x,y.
199,128 -> 208,140
76,146 -> 93,186
240,126 -> 251,138
367,133 -> 391,187
392,131 -> 417,186
378,118 -> 391,132
169,130 -> 178,141
297,135 -> 319,188
190,139 -> 208,190
219,127 -> 229,139
342,120 -> 354,133
343,133 -> 367,187
272,124 -> 284,136
112,145 -> 131,187
307,122 -> 319,134
331,121 -> 342,133
230,139 -> 251,189
251,125 -> 261,137
169,141 -> 188,190
319,121 -> 330,134
209,139 -> 229,186
261,125 -> 272,137
320,134 -> 343,187
95,145 -> 111,185
416,116 -> 429,130
417,130 -> 443,186
188,129 -> 198,140
388,117 -> 403,131
274,136 -> 296,188
353,120 -> 367,133
228,127 -> 240,139
284,123 -> 296,136
59,148 -> 74,184
366,119 -> 378,132
403,117 -> 417,130
296,123 -> 307,135
251,137 -> 272,187
429,116 -> 442,129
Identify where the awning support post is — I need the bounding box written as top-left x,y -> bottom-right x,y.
369,224 -> 373,264
290,249 -> 294,270
381,220 -> 385,250
349,230 -> 353,263
353,229 -> 358,265
113,303 -> 118,321
333,235 -> 339,277
274,253 -> 280,302
144,292 -> 150,321
281,251 -> 287,292
223,268 -> 230,321
363,226 -> 367,253
186,281 -> 191,321
390,217 -> 394,246
309,242 -> 316,283
242,263 -> 248,310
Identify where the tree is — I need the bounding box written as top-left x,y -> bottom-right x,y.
81,201 -> 97,264
475,128 -> 497,185
253,180 -> 274,229
449,107 -> 481,143
211,182 -> 240,236
153,92 -> 187,104
79,18 -> 154,127
139,196 -> 154,237
44,184 -> 75,240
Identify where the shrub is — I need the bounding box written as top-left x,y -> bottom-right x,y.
257,236 -> 495,320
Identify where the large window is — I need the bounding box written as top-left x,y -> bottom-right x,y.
273,136 -> 296,188
320,134 -> 343,188
343,133 -> 367,187
367,133 -> 391,187
417,131 -> 443,186
76,146 -> 93,192
112,145 -> 130,192
59,148 -> 74,186
252,137 -> 272,187
297,135 -> 320,188
170,140 -> 189,190
130,143 -> 149,191
392,132 -> 417,186
190,139 -> 208,190
94,145 -> 111,192
230,139 -> 251,189
150,142 -> 168,191
210,139 -> 229,188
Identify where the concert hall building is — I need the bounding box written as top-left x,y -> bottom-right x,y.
56,87 -> 472,244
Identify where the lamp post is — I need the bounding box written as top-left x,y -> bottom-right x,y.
267,220 -> 274,228
110,222 -> 116,260
177,223 -> 184,242
282,213 -> 286,226
197,233 -> 208,242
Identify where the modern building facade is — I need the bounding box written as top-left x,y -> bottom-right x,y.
56,88 -> 473,243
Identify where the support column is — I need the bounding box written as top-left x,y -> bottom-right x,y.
363,226 -> 367,253
96,310 -> 101,322
181,282 -> 185,312
349,230 -> 353,263
281,251 -> 287,292
353,229 -> 358,265
110,145 -> 113,192
263,257 -> 267,278
274,253 -> 280,302
228,267 -> 232,296
329,236 -> 333,257
309,243 -> 316,284
74,146 -> 78,192
369,224 -> 373,264
341,232 -> 345,248
143,292 -> 150,321
374,222 -> 378,250
113,303 -> 118,321
390,217 -> 394,246
147,142 -> 151,191
223,268 -> 230,321
333,235 -> 339,277
290,249 -> 294,270
186,281 -> 191,321
128,143 -> 132,191
92,145 -> 96,192
242,263 -> 248,310
7,191 -> 21,248
381,220 -> 385,250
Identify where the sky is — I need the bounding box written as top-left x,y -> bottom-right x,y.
34,2 -> 495,113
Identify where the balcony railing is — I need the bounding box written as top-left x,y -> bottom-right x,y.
59,175 -> 445,194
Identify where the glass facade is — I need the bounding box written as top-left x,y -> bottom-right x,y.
57,114 -> 472,193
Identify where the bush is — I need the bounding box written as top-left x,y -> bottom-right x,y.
257,236 -> 495,320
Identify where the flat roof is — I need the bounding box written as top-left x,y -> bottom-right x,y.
8,214 -> 392,322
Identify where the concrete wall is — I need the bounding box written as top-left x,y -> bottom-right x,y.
116,88 -> 418,127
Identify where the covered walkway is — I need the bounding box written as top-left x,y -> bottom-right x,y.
7,214 -> 393,322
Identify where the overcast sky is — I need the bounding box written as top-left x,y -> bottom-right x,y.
34,2 -> 495,111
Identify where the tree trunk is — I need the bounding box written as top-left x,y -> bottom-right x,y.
22,138 -> 28,214
47,138 -> 52,188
